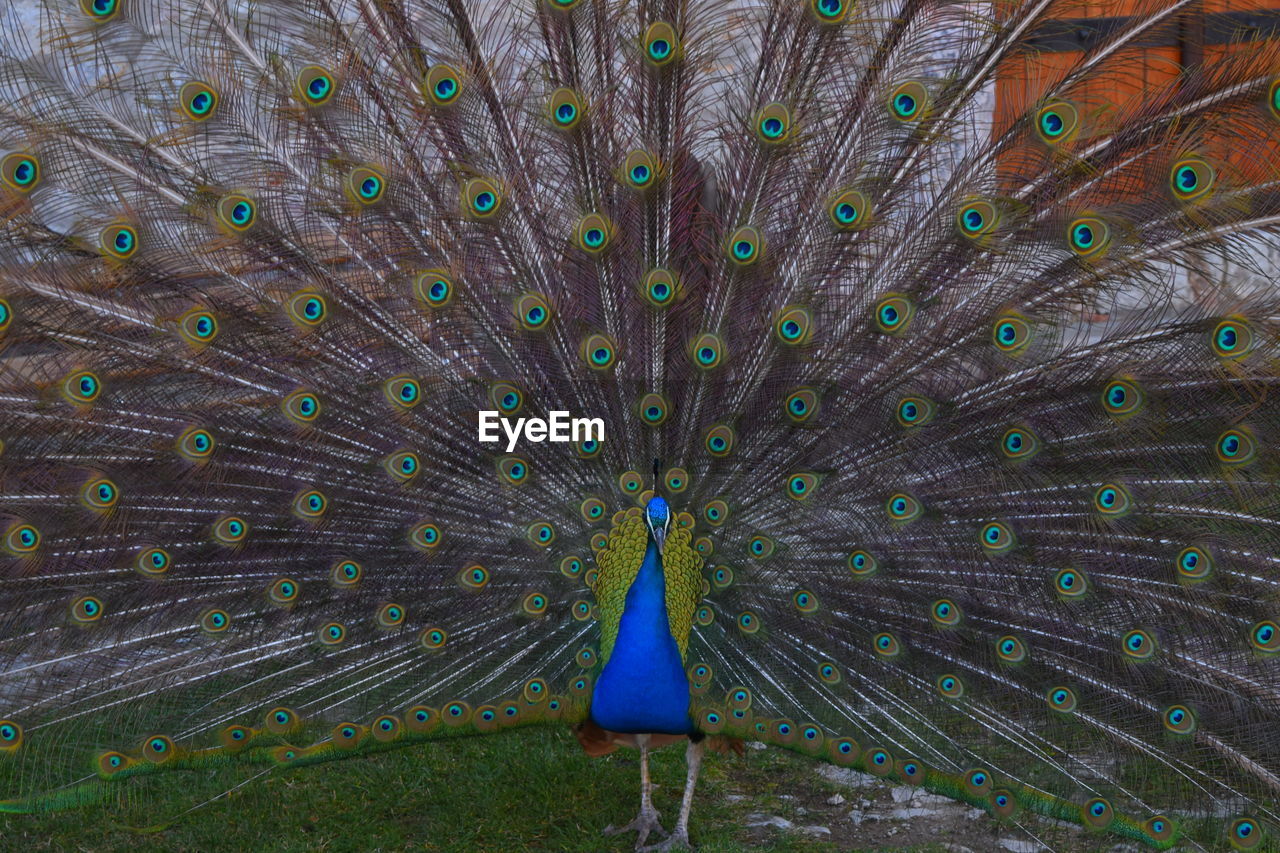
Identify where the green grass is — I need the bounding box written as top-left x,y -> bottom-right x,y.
4,727 -> 1277,851
0,727 -> 853,852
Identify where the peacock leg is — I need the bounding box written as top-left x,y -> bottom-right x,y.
602,734 -> 668,845
639,736 -> 704,852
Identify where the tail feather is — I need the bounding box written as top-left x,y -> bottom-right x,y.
1,0 -> 1280,846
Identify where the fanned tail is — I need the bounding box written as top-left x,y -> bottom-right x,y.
0,0 -> 1278,847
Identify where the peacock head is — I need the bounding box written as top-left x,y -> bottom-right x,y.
645,495 -> 671,554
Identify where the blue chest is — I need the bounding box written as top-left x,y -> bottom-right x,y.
589,540 -> 693,735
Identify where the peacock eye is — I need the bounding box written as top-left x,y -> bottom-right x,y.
643,22 -> 679,66
690,333 -> 725,369
774,306 -> 812,345
726,226 -> 763,265
424,64 -> 463,106
581,333 -> 617,370
828,189 -> 869,229
812,0 -> 848,22
873,294 -> 914,334
889,81 -> 929,121
2,152 -> 41,192
548,88 -> 584,129
180,82 -> 218,120
348,167 -> 386,205
216,194 -> 256,231
296,66 -> 336,106
1068,216 -> 1110,257
754,103 -> 792,144
81,0 -> 120,20
100,224 -> 138,259
575,214 -> 611,253
1035,101 -> 1077,143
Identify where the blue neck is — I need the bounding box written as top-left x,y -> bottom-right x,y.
588,539 -> 693,735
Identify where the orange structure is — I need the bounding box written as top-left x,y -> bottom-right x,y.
994,0 -> 1280,190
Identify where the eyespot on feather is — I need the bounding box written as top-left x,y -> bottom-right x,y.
640,269 -> 678,307
1035,100 -> 1078,144
177,308 -> 219,347
415,269 -> 455,310
62,370 -> 101,405
581,333 -> 618,370
135,547 -> 171,577
211,515 -> 248,546
1170,157 -> 1215,202
80,0 -> 122,22
888,81 -> 929,121
637,393 -> 669,426
282,389 -> 321,424
423,64 -> 463,106
1067,216 -> 1110,258
828,189 -> 870,230
179,81 -> 218,121
548,87 -> 584,129
384,375 -> 423,409
1,152 -> 40,193
347,167 -> 387,206
690,333 -> 726,369
726,226 -> 763,265
176,427 -> 215,462
621,151 -> 659,189
642,22 -> 680,66
873,294 -> 914,335
514,293 -> 551,331
774,306 -> 813,345
295,66 -> 337,106
462,178 -> 503,219
1210,317 -> 1255,359
216,193 -> 256,232
575,213 -> 612,253
100,223 -> 138,259
811,0 -> 850,23
285,289 -> 327,328
754,102 -> 792,144
5,522 -> 41,556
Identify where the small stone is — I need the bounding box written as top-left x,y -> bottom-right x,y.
887,807 -> 938,820
826,794 -> 845,806
816,764 -> 879,789
724,794 -> 745,803
942,845 -> 977,853
847,810 -> 865,826
794,806 -> 808,816
747,741 -> 767,751
913,793 -> 960,808
745,814 -> 793,830
797,825 -> 832,837
998,840 -> 1047,853
966,808 -> 986,821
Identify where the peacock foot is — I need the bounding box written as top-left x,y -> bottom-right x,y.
638,827 -> 691,852
602,807 -> 668,848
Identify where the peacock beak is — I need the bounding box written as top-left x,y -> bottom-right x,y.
652,525 -> 667,555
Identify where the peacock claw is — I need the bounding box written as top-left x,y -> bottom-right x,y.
638,828 -> 691,852
602,808 -> 667,847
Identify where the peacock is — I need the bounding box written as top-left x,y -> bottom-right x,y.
1,0 -> 1279,848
